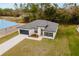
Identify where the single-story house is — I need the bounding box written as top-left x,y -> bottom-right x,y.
18,20 -> 59,39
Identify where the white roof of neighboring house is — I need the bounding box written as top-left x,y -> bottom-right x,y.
18,20 -> 59,32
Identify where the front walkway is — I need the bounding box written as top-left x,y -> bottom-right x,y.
0,35 -> 27,55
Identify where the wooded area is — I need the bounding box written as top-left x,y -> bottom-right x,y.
0,3 -> 79,24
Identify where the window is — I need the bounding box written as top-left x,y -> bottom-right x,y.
44,32 -> 53,37
44,32 -> 48,36
48,33 -> 53,37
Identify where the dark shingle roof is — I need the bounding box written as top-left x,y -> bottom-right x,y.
18,20 -> 59,32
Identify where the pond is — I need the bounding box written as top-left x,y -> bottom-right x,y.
0,19 -> 17,29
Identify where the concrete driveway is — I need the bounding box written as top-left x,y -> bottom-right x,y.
0,35 -> 27,55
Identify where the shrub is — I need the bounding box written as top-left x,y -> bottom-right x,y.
30,34 -> 39,38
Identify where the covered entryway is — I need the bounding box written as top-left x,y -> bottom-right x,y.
20,29 -> 29,35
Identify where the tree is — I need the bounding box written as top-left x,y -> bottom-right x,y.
26,3 -> 38,21
65,3 -> 79,24
53,3 -> 58,9
37,3 -> 52,19
44,6 -> 56,21
13,3 -> 79,24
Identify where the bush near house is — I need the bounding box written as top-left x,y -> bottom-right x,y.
18,15 -> 30,23
30,34 -> 39,38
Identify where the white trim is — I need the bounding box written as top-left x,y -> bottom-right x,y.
52,25 -> 59,39
18,24 -> 59,40
18,29 -> 29,36
18,29 -> 20,34
43,31 -> 54,39
29,29 -> 35,36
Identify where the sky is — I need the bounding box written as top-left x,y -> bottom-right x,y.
0,3 -> 14,9
0,3 -> 63,9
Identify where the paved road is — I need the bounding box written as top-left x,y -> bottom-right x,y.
0,26 -> 18,38
0,35 -> 26,55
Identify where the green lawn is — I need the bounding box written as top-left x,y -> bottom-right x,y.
0,31 -> 18,44
2,25 -> 79,56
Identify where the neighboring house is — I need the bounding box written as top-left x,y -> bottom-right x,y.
18,20 -> 59,39
77,25 -> 79,32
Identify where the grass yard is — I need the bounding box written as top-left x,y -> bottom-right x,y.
0,31 -> 18,44
2,25 -> 79,56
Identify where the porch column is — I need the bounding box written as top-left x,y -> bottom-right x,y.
38,27 -> 41,36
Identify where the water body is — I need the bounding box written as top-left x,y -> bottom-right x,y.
0,19 -> 17,29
